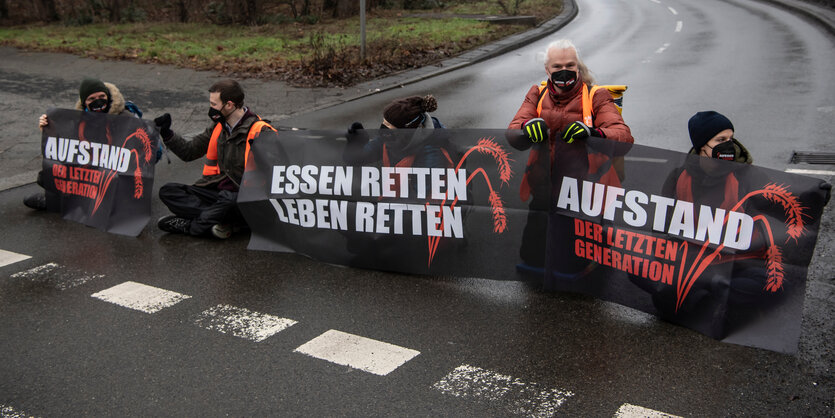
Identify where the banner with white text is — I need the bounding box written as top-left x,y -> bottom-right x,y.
545,137 -> 830,353
238,129 -> 545,279
41,108 -> 158,236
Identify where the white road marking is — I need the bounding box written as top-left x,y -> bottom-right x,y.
785,168 -> 835,176
655,43 -> 670,54
91,281 -> 191,314
0,249 -> 31,268
0,404 -> 35,417
649,0 -> 660,3
668,6 -> 678,15
432,364 -> 574,417
675,20 -> 683,32
10,262 -> 102,290
615,403 -> 682,418
294,329 -> 420,376
624,156 -> 669,164
194,304 -> 297,342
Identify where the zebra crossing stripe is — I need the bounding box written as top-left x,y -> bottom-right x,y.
432,364 -> 574,417
0,249 -> 31,268
91,281 -> 191,313
0,403 -> 35,418
614,403 -> 682,418
10,263 -> 103,290
294,329 -> 420,376
194,304 -> 297,342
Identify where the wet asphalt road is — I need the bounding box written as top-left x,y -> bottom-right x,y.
1,0 -> 835,416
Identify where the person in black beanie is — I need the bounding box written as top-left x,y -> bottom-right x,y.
344,94 -> 447,166
24,77 -> 144,211
661,110 -> 752,210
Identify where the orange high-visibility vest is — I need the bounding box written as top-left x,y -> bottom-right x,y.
202,119 -> 276,176
535,81 -> 627,125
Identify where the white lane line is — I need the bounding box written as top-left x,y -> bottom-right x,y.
785,168 -> 835,176
675,20 -> 683,32
625,156 -> 669,164
91,281 -> 191,314
1,404 -> 35,418
194,304 -> 297,342
432,364 -> 574,416
10,263 -> 103,290
294,329 -> 420,376
668,6 -> 678,15
0,249 -> 31,268
649,0 -> 660,3
655,43 -> 670,54
615,403 -> 682,418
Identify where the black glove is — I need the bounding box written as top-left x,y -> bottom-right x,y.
153,113 -> 173,139
348,121 -> 364,134
560,121 -> 591,143
523,118 -> 548,143
346,121 -> 369,145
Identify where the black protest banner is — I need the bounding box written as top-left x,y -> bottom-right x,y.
238,129 -> 543,279
41,108 -> 158,236
546,137 -> 830,353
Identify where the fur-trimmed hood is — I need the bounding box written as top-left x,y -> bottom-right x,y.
74,81 -> 127,115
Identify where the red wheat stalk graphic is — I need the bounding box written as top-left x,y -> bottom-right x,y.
489,191 -> 507,233
760,183 -> 807,243
765,245 -> 785,292
426,137 -> 513,266
674,182 -> 807,312
93,128 -> 151,214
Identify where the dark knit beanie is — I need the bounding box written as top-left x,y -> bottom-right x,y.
383,95 -> 438,128
79,78 -> 110,103
688,111 -> 734,150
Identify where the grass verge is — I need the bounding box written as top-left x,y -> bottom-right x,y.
0,2 -> 563,86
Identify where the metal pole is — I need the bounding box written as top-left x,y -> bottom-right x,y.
360,0 -> 366,61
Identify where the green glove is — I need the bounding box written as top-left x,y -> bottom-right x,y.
523,118 -> 549,143
560,121 -> 591,144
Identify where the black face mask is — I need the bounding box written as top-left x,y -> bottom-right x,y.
208,106 -> 225,123
550,69 -> 577,90
710,141 -> 737,161
87,98 -> 111,113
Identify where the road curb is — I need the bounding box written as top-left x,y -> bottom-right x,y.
293,0 -> 579,114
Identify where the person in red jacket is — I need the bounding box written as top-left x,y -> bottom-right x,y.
508,39 -> 634,272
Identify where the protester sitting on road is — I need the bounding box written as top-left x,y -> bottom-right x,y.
23,77 -> 144,211
344,94 -> 448,168
153,79 -> 275,240
661,110 -> 753,208
507,39 -> 633,272
343,94 -> 464,269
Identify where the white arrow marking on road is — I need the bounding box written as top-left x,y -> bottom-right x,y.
615,403 -> 682,418
432,364 -> 574,417
194,304 -> 297,342
91,281 -> 191,314
0,249 -> 30,268
294,329 -> 420,376
676,20 -> 683,32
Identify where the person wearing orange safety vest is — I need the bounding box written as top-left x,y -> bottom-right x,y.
507,39 -> 633,272
153,79 -> 275,239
